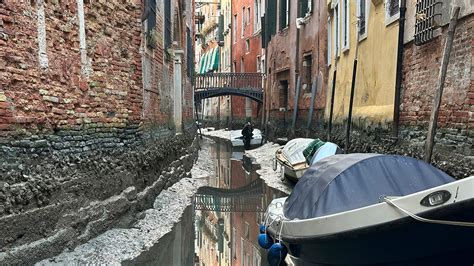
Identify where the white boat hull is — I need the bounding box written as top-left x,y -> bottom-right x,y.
265,176 -> 474,265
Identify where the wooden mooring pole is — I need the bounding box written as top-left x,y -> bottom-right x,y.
424,6 -> 460,163
345,19 -> 361,151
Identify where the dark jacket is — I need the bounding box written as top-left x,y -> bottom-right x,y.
241,124 -> 253,139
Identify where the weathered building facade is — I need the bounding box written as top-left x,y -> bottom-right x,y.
260,0 -> 472,178
196,0 -> 229,123
263,0 -> 328,132
0,0 -> 196,263
396,0 -> 473,176
322,0 -> 473,178
326,0 -> 399,125
232,0 -> 264,125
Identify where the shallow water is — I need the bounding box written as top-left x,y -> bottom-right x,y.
194,140 -> 288,266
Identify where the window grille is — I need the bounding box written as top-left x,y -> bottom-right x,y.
388,0 -> 399,17
414,0 -> 442,46
359,0 -> 366,36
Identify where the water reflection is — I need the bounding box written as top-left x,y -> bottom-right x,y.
195,141 -> 287,266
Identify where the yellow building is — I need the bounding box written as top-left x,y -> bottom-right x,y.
326,0 -> 400,126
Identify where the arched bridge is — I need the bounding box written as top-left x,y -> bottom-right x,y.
194,73 -> 264,103
193,179 -> 264,212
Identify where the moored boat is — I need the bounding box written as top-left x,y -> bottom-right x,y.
262,154 -> 474,265
274,138 -> 314,181
274,139 -> 342,182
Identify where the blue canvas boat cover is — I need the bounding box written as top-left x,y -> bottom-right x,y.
284,154 -> 455,220
310,142 -> 344,165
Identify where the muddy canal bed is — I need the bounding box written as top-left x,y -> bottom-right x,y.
156,137 -> 291,265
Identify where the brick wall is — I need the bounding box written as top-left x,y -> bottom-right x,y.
401,14 -> 473,131
264,0 -> 328,128
0,0 -> 197,262
0,1 -> 143,148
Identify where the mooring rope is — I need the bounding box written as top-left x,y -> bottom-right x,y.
383,196 -> 474,227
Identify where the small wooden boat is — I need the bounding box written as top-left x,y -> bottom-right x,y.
230,129 -> 262,147
274,138 -> 314,182
274,139 -> 342,182
264,154 -> 474,265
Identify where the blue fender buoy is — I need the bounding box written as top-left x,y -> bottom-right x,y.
258,233 -> 274,249
259,224 -> 266,234
267,242 -> 288,266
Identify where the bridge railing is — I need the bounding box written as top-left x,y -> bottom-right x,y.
195,73 -> 263,91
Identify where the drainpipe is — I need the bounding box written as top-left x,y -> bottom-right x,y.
392,0 -> 406,138
291,22 -> 302,130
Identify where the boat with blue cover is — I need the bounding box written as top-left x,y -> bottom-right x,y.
262,153 -> 474,265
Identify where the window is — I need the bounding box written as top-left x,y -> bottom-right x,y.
242,7 -> 245,37
232,227 -> 236,259
385,0 -> 400,26
245,39 -> 250,52
357,0 -> 368,39
414,0 -> 442,46
145,0 -> 157,48
342,0 -> 349,50
279,0 -> 289,30
253,247 -> 261,266
247,7 -> 251,28
164,0 -> 171,49
279,80 -> 288,109
244,222 -> 250,239
327,18 -> 331,65
302,54 -> 312,92
298,0 -> 312,17
257,56 -> 262,72
254,0 -> 262,32
333,3 -> 340,57
233,15 -> 237,42
186,27 -> 193,78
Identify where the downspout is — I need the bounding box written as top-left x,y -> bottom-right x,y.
229,0 -> 234,128
307,0 -> 321,131
392,0 -> 406,138
291,24 -> 302,130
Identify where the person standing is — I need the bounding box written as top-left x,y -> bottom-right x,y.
241,122 -> 254,149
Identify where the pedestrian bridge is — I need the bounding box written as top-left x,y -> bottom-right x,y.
194,73 -> 264,103
193,179 -> 264,212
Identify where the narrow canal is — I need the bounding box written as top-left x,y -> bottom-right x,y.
195,140 -> 289,266
154,139 -> 289,265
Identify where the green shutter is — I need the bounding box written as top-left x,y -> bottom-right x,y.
267,0 -> 277,38
218,15 -> 224,43
279,0 -> 285,30
261,15 -> 266,48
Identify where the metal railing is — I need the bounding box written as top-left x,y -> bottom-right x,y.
194,73 -> 264,91
193,179 -> 264,212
